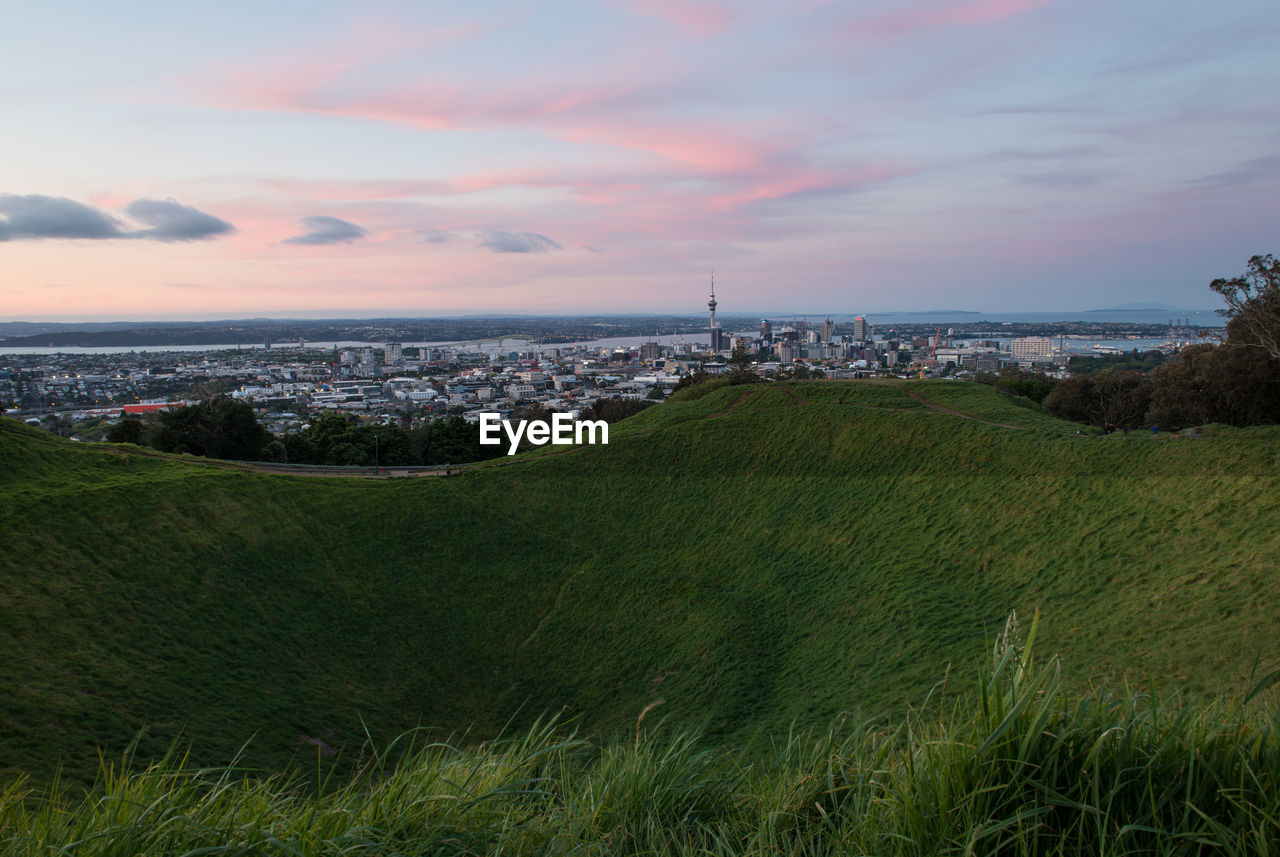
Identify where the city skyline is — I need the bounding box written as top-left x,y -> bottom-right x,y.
2,1 -> 1278,320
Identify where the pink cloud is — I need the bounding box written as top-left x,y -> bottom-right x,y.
184,38 -> 916,267
707,163 -> 908,211
611,0 -> 737,34
256,178 -> 454,202
557,119 -> 782,173
262,87 -> 784,178
206,59 -> 644,134
233,151 -> 906,255
251,170 -> 667,214
221,95 -> 865,213
853,0 -> 1050,36
195,30 -> 781,173
202,15 -> 508,120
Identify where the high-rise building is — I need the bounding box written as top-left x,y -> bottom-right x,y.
707,274 -> 725,352
384,342 -> 403,365
1009,336 -> 1055,361
853,316 -> 869,341
777,342 -> 801,363
819,315 -> 834,343
760,319 -> 773,343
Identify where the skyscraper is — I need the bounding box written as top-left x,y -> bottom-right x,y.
708,274 -> 725,352
853,316 -> 868,341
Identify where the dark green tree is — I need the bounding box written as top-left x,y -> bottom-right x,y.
300,412 -> 356,463
726,346 -> 756,385
145,396 -> 276,461
147,402 -> 210,456
992,370 -> 1057,404
370,424 -> 416,466
106,417 -> 145,445
672,369 -> 711,393
282,431 -> 317,464
204,396 -> 276,460
1044,370 -> 1150,428
328,440 -> 373,466
579,397 -> 654,424
1093,370 -> 1151,428
1147,342 -> 1280,427
1043,376 -> 1094,424
1135,253 -> 1280,428
1211,253 -> 1280,361
420,415 -> 503,464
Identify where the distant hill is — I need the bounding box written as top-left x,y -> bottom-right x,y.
895,309 -> 982,315
0,315 -> 712,347
1085,302 -> 1204,312
2,381 -> 1278,783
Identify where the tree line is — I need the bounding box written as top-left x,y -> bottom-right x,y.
1044,254 -> 1280,429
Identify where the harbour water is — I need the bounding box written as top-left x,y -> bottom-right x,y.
0,316 -> 1222,358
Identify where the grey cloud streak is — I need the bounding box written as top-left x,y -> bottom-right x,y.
0,193 -> 234,242
1193,154 -> 1280,189
477,230 -> 561,253
284,215 -> 367,245
0,194 -> 123,240
125,199 -> 234,242
415,227 -> 456,244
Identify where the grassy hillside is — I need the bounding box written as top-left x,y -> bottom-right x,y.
10,634 -> 1280,855
2,380 -> 1279,783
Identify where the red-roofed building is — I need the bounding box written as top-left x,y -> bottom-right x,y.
121,402 -> 183,416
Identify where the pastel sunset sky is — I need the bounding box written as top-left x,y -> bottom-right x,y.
2,0 -> 1277,319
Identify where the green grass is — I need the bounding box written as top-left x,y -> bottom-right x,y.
5,622 -> 1280,855
2,380 -> 1279,789
903,378 -> 1079,431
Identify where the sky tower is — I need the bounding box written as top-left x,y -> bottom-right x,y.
707,272 -> 724,352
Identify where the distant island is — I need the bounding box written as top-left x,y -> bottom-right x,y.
1085,302 -> 1199,313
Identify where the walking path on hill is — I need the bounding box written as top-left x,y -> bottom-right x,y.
854,379 -> 1026,430
902,390 -> 1025,430
115,445 -> 466,478
710,389 -> 757,416
777,386 -> 810,406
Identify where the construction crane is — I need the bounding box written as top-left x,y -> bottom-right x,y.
917,326 -> 943,378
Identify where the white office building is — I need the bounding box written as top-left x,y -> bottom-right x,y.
1009,337 -> 1056,361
